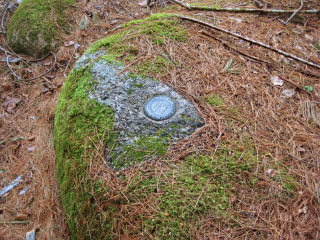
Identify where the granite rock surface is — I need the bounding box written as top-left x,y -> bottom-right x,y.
77,51 -> 205,169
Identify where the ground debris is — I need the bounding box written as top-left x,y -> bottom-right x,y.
0,176 -> 23,197
0,56 -> 21,63
2,97 -> 21,113
302,101 -> 320,126
270,75 -> 283,86
25,229 -> 36,240
281,89 -> 295,98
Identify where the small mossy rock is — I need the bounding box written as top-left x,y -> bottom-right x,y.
54,14 -> 258,239
6,0 -> 73,58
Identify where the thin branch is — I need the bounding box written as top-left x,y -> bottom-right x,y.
146,0 -> 151,13
170,0 -> 320,14
179,15 -> 320,69
0,0 -> 12,34
200,30 -> 273,65
5,51 -> 57,82
278,76 -> 320,102
0,40 -> 51,63
0,220 -> 30,224
170,0 -> 191,9
203,29 -> 320,78
285,0 -> 304,24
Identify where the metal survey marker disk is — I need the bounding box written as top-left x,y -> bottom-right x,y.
143,95 -> 176,121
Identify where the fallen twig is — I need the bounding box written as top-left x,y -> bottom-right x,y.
194,18 -> 320,79
278,76 -> 320,102
285,0 -> 304,24
284,151 -> 320,168
170,0 -> 320,14
5,51 -> 57,82
170,0 -> 191,9
146,0 -> 151,13
0,0 -> 12,34
295,67 -> 320,79
0,220 -> 30,224
0,45 -> 51,62
200,30 -> 273,65
223,2 -> 248,9
179,15 -> 320,69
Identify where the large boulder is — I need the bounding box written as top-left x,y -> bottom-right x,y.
54,14 -> 258,239
6,0 -> 73,58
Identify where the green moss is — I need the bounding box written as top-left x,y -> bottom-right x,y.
87,14 -> 187,77
128,141 -> 258,239
205,94 -> 224,106
271,164 -> 300,197
133,56 -> 173,77
316,42 -> 320,50
89,14 -> 186,53
54,67 -> 115,239
205,95 -> 246,122
7,0 -> 73,57
111,134 -> 170,169
121,13 -> 177,27
190,4 -> 221,9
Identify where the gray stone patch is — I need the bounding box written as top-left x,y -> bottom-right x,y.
74,50 -> 106,70
86,56 -> 204,169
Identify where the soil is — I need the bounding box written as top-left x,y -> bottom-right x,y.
0,0 -> 319,239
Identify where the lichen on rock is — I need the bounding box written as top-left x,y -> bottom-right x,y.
6,0 -> 73,57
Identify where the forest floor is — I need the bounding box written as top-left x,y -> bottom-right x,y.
0,0 -> 320,239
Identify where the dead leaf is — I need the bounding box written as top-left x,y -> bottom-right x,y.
15,214 -> 28,221
3,97 -> 21,113
64,40 -> 75,47
28,136 -> 36,141
221,58 -> 234,73
41,87 -> 50,94
1,83 -> 12,91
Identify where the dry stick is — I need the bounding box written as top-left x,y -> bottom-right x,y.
170,0 -> 191,9
5,51 -> 57,82
203,28 -> 320,79
179,15 -> 320,70
278,76 -> 320,102
284,151 -> 320,168
285,0 -> 304,24
0,34 -> 52,64
0,220 -> 30,224
223,2 -> 248,8
146,0 -> 152,13
200,30 -> 272,65
170,0 -> 320,14
0,0 -> 11,34
278,76 -> 311,95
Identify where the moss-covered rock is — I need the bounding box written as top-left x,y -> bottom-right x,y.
54,14 -> 259,239
6,0 -> 73,57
